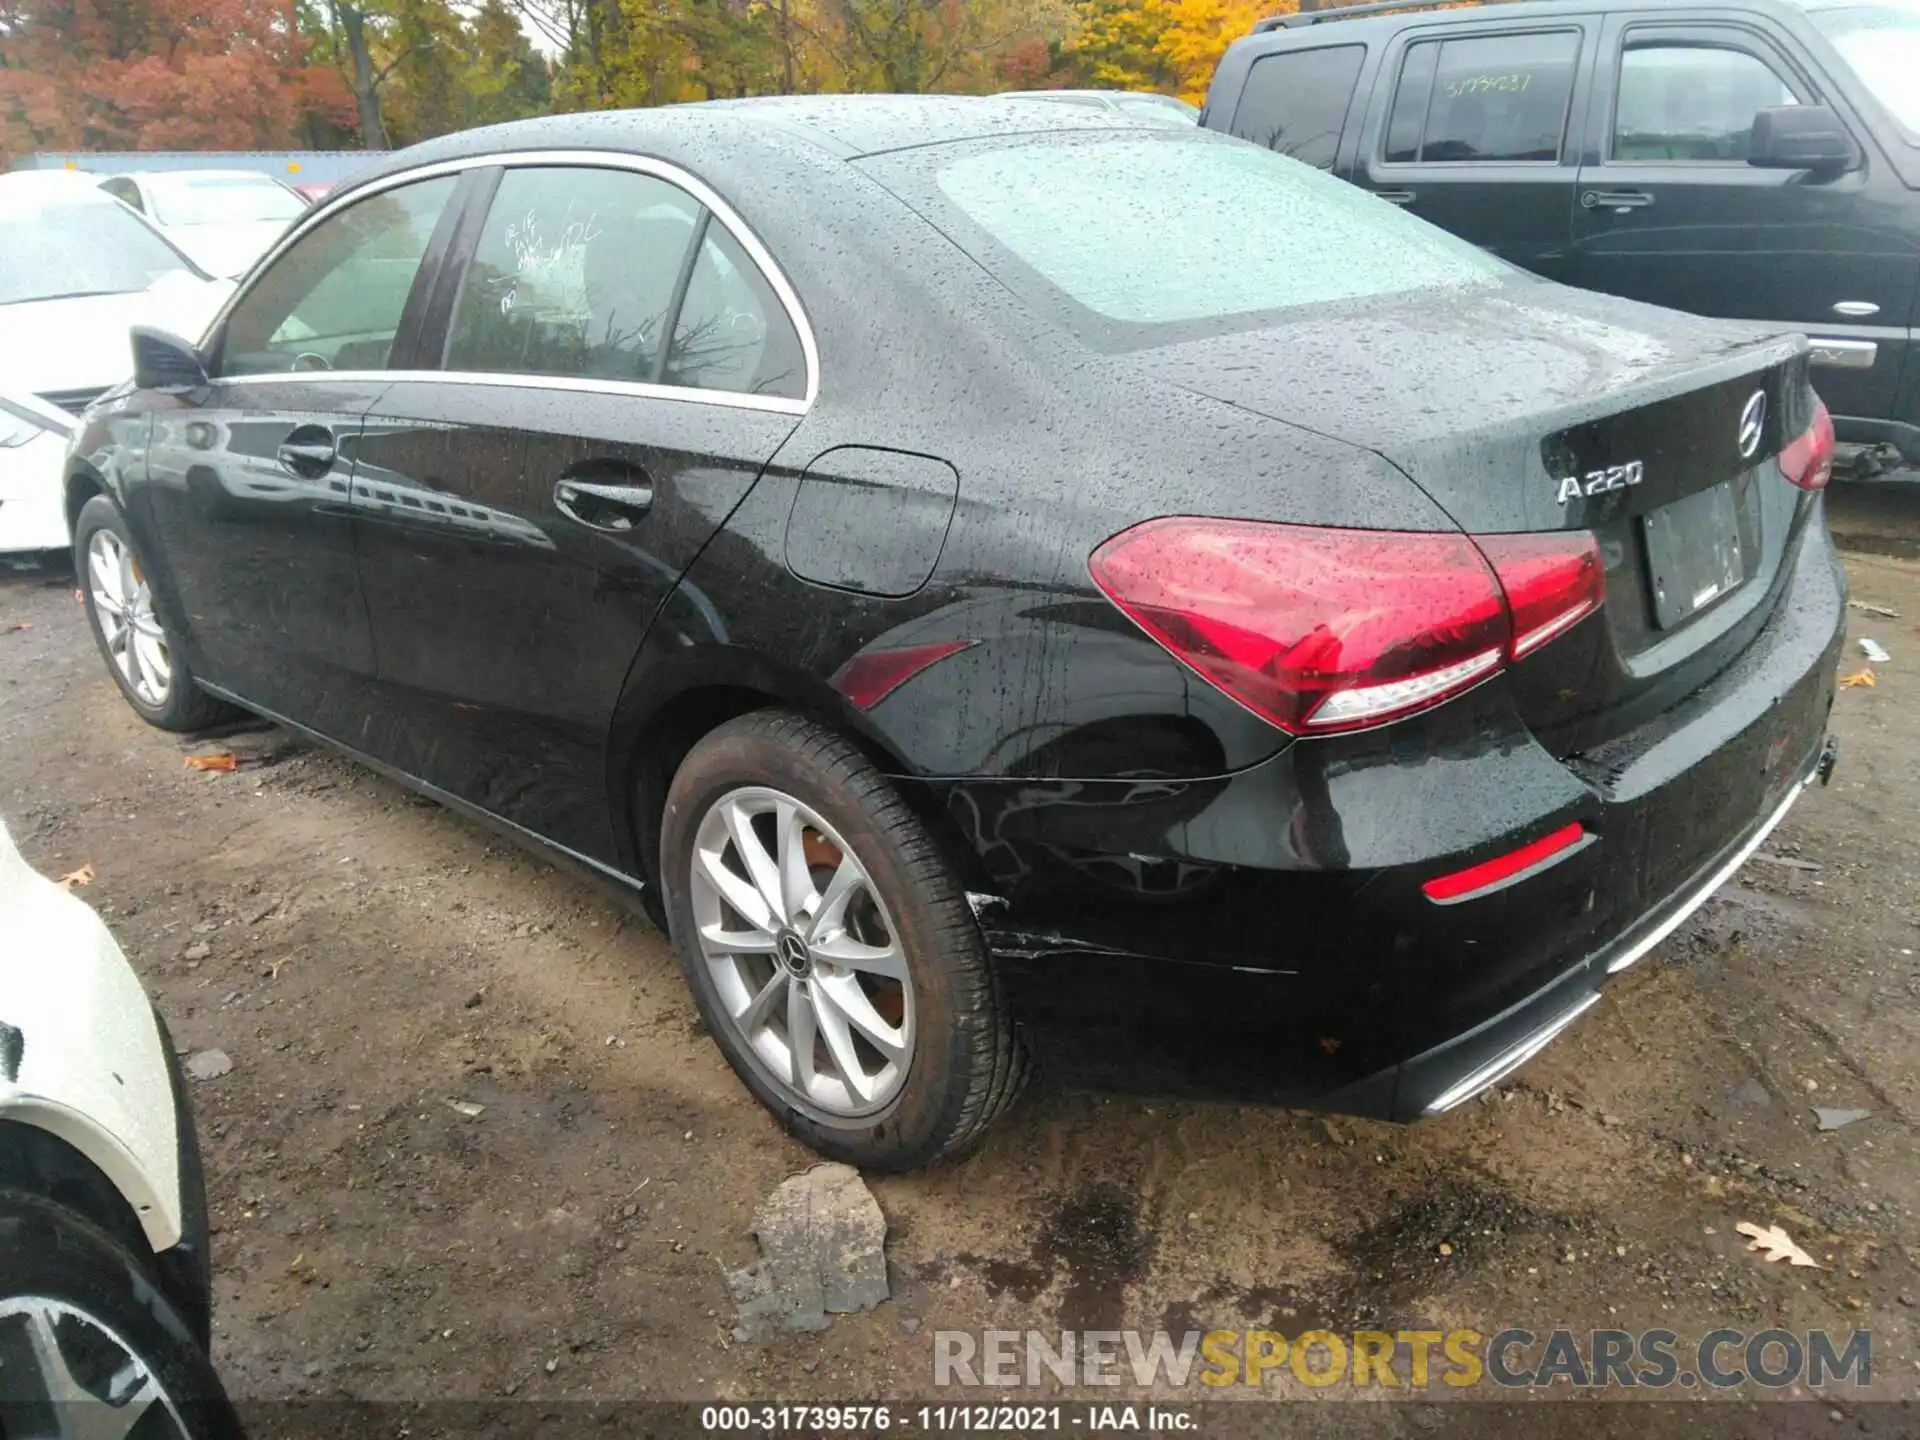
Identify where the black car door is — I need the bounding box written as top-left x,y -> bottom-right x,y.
347,160 -> 811,864
141,176 -> 460,732
1357,17 -> 1598,282
1569,15 -> 1918,427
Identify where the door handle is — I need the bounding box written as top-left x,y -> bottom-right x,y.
1581,189 -> 1655,212
1376,190 -> 1417,206
276,425 -> 336,479
554,477 -> 654,533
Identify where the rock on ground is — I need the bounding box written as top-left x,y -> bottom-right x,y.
727,1163 -> 890,1339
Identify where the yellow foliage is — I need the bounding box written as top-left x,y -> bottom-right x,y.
1064,0 -> 1295,106
1156,0 -> 1287,104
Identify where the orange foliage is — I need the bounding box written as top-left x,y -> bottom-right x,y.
0,0 -> 356,163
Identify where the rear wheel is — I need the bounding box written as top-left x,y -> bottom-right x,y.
74,496 -> 233,732
660,710 -> 1023,1170
0,1189 -> 241,1439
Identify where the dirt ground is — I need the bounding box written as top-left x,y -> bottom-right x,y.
5,488 -> 1920,1428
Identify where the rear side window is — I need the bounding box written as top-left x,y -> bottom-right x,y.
666,220 -> 808,399
218,176 -> 455,376
445,167 -> 702,384
1385,31 -> 1582,163
914,133 -> 1505,330
1614,43 -> 1802,162
1229,46 -> 1367,169
444,165 -> 805,398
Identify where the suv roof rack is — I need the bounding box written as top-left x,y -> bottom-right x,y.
1253,0 -> 1521,32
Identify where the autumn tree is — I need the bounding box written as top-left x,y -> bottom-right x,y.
0,0 -> 356,162
379,0 -> 470,143
466,0 -> 555,127
1056,0 -> 1287,103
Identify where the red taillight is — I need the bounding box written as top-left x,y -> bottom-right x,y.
1780,399 -> 1834,491
1088,518 -> 1605,736
1476,532 -> 1605,660
833,640 -> 975,709
1421,822 -> 1589,903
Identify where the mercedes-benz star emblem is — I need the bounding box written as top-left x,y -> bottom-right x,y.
777,932 -> 810,976
1738,389 -> 1767,461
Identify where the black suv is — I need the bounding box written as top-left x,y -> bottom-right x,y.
1203,0 -> 1920,476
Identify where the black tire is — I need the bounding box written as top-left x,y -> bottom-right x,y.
660,710 -> 1025,1170
0,1189 -> 242,1439
73,495 -> 234,733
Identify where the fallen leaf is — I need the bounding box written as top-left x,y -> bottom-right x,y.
184,752 -> 238,773
57,863 -> 95,889
1839,668 -> 1876,689
1736,1220 -> 1824,1268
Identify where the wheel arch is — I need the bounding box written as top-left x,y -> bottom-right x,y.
0,1115 -> 153,1260
609,643 -> 990,918
63,459 -> 111,542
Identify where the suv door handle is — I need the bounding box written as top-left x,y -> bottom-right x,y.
1582,189 -> 1655,211
554,477 -> 654,533
276,424 -> 337,479
1375,190 -> 1417,206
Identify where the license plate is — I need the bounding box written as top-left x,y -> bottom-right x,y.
1642,482 -> 1746,630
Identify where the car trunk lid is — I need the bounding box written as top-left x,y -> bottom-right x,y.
1124,281 -> 1819,753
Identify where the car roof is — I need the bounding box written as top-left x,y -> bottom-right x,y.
339,92 -> 1154,194
129,169 -> 292,186
0,170 -> 127,214
1250,0 -> 1822,37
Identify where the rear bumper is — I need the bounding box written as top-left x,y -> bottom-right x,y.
1833,414 -> 1920,467
917,505 -> 1848,1113
1386,742 -> 1827,1118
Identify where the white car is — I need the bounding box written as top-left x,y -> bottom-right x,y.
97,170 -> 308,280
997,89 -> 1202,126
0,174 -> 232,555
0,821 -> 238,1435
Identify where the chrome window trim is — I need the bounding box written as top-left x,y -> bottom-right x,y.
222,367 -> 807,417
209,148 -> 821,413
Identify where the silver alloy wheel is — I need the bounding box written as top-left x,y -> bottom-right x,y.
86,529 -> 172,708
689,786 -> 914,1117
0,1296 -> 187,1439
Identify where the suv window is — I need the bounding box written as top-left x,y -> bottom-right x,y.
445,167 -> 702,384
218,177 -> 455,376
666,220 -> 808,399
1385,31 -> 1582,163
1230,46 -> 1367,168
1615,42 -> 1802,162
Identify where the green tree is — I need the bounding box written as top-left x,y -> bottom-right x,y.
465,0 -> 554,126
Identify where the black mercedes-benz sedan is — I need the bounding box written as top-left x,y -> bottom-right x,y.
63,96 -> 1845,1169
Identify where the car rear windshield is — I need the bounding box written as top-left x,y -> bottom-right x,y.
876,133 -> 1505,336
1807,2 -> 1920,142
146,174 -> 308,226
0,198 -> 194,305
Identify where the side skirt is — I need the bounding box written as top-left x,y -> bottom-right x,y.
194,681 -> 656,922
